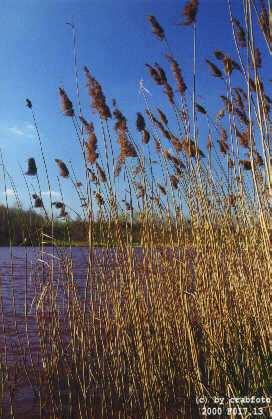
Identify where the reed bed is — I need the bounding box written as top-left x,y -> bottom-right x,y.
0,0 -> 271,417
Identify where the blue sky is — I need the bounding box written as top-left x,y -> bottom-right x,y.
0,0 -> 269,216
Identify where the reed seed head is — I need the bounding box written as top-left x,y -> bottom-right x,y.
136,112 -> 146,132
196,103 -> 207,114
147,15 -> 165,40
96,162 -> 107,183
182,138 -> 205,158
166,54 -> 187,95
55,159 -> 69,177
181,0 -> 199,25
84,66 -> 111,120
25,158 -> 37,176
142,129 -> 150,144
170,174 -> 179,189
233,18 -> 246,48
26,98 -> 32,109
206,59 -> 223,78
157,108 -> 168,125
59,88 -> 74,117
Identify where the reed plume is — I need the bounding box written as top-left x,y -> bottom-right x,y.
170,174 -> 179,189
59,206 -> 68,218
253,47 -> 262,68
145,64 -> 164,85
163,149 -> 186,167
118,132 -> 137,159
25,158 -> 37,176
157,183 -> 167,195
87,168 -> 98,183
239,159 -> 252,170
206,59 -> 223,78
181,0 -> 199,25
214,50 -> 225,60
136,112 -> 146,132
79,115 -> 95,135
95,192 -> 105,206
25,98 -> 32,109
84,66 -> 111,119
147,15 -> 165,40
55,159 -> 69,177
196,103 -> 207,114
232,17 -> 246,47
182,138 -> 205,158
142,129 -> 150,144
157,108 -> 168,125
96,162 -> 107,183
32,194 -> 43,208
59,87 -> 74,117
218,139 -> 229,155
235,128 -> 250,148
170,133 -> 183,152
221,95 -> 233,113
235,108 -> 249,126
166,54 -> 187,95
85,122 -> 98,164
163,82 -> 175,104
113,108 -> 128,132
259,5 -> 271,48
112,106 -> 137,175
52,201 -> 65,209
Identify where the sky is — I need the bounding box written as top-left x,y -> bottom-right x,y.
0,0 -> 270,217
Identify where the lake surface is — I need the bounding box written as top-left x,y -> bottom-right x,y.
0,245 -> 184,418
0,246 -> 122,418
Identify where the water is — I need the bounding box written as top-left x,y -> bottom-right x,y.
0,246 -> 119,418
0,246 -> 182,417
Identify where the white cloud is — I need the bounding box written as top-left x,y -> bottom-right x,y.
25,123 -> 35,131
3,188 -> 15,196
41,190 -> 61,198
8,126 -> 24,136
7,122 -> 35,139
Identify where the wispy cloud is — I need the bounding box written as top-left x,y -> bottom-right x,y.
3,188 -> 15,197
41,190 -> 61,198
7,123 -> 35,139
8,126 -> 25,136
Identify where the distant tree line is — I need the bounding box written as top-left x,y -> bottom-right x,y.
0,204 -> 190,246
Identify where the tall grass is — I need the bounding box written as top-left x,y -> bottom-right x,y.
0,0 -> 271,417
